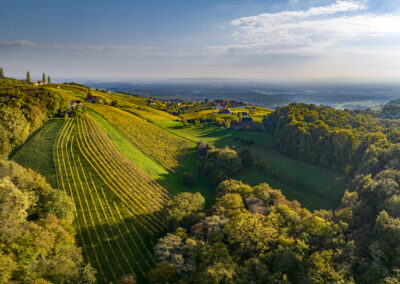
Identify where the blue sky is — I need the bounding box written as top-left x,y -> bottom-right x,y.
1,0 -> 400,81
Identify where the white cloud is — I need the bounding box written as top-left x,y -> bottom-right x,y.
0,40 -> 154,52
216,0 -> 400,53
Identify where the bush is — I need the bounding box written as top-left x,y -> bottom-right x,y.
201,147 -> 243,184
239,148 -> 255,167
165,192 -> 205,228
182,172 -> 195,187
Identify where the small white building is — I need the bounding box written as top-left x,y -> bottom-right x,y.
215,104 -> 224,110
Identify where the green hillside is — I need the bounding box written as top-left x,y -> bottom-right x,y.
8,81 -> 350,282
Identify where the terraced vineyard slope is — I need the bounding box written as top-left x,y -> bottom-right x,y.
86,104 -> 193,171
54,112 -> 170,282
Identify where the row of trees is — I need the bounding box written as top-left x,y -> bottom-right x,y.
26,71 -> 51,84
0,67 -> 51,84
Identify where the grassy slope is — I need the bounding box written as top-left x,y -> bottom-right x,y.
151,123 -> 348,210
90,88 -> 346,209
42,85 -> 347,210
10,118 -> 64,187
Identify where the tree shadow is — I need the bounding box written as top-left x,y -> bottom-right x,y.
78,210 -> 165,284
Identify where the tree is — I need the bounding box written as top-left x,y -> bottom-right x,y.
0,160 -> 91,283
0,67 -> 4,79
238,148 -> 255,167
80,264 -> 97,283
148,262 -> 178,284
26,71 -> 31,83
47,76 -> 51,84
117,274 -> 136,284
224,212 -> 278,257
214,193 -> 245,217
307,250 -> 343,283
0,252 -> 17,283
216,179 -> 253,198
182,172 -> 195,187
165,192 -> 205,227
201,147 -> 243,184
42,73 -> 46,83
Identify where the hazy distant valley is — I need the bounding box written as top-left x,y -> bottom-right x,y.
88,81 -> 400,110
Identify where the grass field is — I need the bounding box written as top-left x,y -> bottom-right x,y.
10,118 -> 64,187
148,122 -> 348,209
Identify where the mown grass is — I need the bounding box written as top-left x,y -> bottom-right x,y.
10,118 -> 64,188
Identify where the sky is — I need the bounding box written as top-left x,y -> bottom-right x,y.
1,0 -> 400,82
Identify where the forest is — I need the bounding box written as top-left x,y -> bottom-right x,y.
1,76 -> 400,283
148,103 -> 400,283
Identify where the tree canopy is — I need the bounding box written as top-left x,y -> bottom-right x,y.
0,159 -> 94,283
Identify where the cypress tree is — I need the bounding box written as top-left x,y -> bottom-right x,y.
0,67 -> 4,79
48,76 -> 51,84
42,73 -> 46,83
26,71 -> 31,83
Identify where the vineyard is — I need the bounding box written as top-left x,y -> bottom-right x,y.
54,112 -> 170,282
123,105 -> 181,124
85,104 -> 192,171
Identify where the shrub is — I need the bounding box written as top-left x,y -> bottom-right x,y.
201,147 -> 243,184
238,148 -> 255,167
182,172 -> 195,187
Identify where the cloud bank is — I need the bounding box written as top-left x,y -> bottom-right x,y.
209,0 -> 400,54
0,40 -> 154,52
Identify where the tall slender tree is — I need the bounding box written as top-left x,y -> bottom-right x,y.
26,71 -> 31,83
0,67 -> 4,79
48,76 -> 51,84
42,72 -> 46,83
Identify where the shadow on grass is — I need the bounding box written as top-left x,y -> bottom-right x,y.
157,124 -> 348,211
78,211 -> 165,284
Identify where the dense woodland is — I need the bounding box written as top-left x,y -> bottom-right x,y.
2,75 -> 400,283
149,103 -> 400,283
0,160 -> 95,283
0,79 -> 67,156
